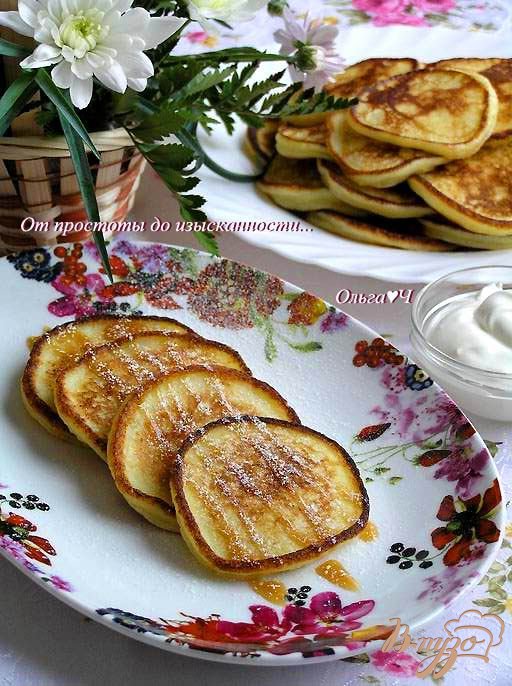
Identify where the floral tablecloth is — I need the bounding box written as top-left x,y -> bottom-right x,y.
176,0 -> 512,54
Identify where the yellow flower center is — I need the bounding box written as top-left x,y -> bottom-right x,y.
58,10 -> 106,55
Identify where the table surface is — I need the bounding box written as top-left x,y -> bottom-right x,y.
1,170 -> 511,686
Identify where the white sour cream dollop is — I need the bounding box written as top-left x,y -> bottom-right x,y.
424,283 -> 512,373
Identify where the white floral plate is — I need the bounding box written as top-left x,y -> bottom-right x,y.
0,238 -> 505,666
197,23 -> 512,283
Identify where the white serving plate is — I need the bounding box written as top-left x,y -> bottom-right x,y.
0,238 -> 504,665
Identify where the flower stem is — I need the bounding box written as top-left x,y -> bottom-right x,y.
182,125 -> 267,182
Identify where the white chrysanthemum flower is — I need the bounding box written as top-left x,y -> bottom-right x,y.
274,9 -> 344,92
185,0 -> 267,31
0,0 -> 185,108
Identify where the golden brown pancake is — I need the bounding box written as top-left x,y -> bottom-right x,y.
171,416 -> 369,577
420,216 -> 512,249
327,111 -> 445,188
108,367 -> 299,531
347,68 -> 498,159
257,155 -> 366,214
317,159 -> 432,218
409,142 -> 512,235
21,315 -> 194,440
431,58 -> 512,141
283,58 -> 418,127
326,57 -> 419,98
307,210 -> 455,251
54,332 -> 249,459
275,123 -> 331,160
245,121 -> 279,162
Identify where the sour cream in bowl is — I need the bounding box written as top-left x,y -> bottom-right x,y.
411,267 -> 512,421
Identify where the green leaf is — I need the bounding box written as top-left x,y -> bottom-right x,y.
489,561 -> 505,573
388,476 -> 403,485
374,466 -> 391,474
489,587 -> 507,601
57,110 -> 112,282
0,38 -> 31,58
484,439 -> 500,458
194,231 -> 219,256
164,47 -> 281,64
264,327 -> 277,362
177,66 -> 237,98
473,598 -> 503,607
133,110 -> 187,141
288,341 -> 322,353
0,72 -> 38,136
148,143 -> 196,170
35,70 -> 100,158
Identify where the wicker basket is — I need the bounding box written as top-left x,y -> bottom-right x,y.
0,0 -> 146,255
0,132 -> 146,254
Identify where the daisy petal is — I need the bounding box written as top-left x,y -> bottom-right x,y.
116,0 -> 134,11
142,16 -> 186,50
95,61 -> 127,93
71,59 -> 94,80
0,10 -> 34,37
116,7 -> 149,34
117,50 -> 153,78
70,75 -> 93,109
127,77 -> 147,92
52,60 -> 72,88
20,44 -> 62,69
18,0 -> 39,27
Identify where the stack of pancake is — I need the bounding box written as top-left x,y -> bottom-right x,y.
22,314 -> 368,576
250,58 -> 512,251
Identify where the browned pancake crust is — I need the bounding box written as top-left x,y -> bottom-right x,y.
108,367 -> 300,523
326,57 -> 419,98
307,210 -> 455,251
409,142 -> 512,234
261,155 -> 324,189
21,314 -> 195,437
171,416 -> 369,574
431,58 -> 512,140
54,331 -> 250,455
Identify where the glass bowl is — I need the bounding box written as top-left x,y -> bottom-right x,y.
411,266 -> 512,421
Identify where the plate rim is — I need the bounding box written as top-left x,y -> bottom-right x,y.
0,239 -> 506,666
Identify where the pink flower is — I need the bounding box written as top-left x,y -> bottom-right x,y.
274,9 -> 345,91
48,575 -> 73,592
417,566 -> 477,604
434,447 -> 489,498
353,0 -> 428,26
372,649 -> 422,676
48,273 -> 111,317
320,311 -> 349,333
217,605 -> 288,643
283,592 -> 374,637
354,0 -> 407,12
371,386 -> 464,444
0,536 -> 26,560
412,0 -> 455,11
186,30 -> 210,44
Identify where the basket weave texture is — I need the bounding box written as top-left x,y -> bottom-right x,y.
0,131 -> 145,253
0,0 -> 145,254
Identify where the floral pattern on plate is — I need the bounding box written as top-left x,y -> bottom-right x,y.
0,238 -> 505,666
7,240 -> 337,362
0,484 -> 72,592
97,589 -> 391,659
